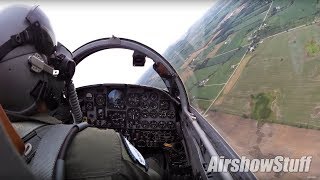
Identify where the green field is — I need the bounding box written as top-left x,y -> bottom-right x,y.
251,92 -> 274,120
215,24 -> 320,129
186,47 -> 247,101
305,39 -> 320,56
259,0 -> 319,38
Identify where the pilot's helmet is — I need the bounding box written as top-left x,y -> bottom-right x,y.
0,4 -> 67,116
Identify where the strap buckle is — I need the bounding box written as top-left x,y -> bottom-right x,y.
28,53 -> 59,77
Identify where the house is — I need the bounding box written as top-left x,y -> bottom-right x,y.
249,46 -> 255,52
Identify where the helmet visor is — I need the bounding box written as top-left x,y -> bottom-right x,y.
26,5 -> 56,55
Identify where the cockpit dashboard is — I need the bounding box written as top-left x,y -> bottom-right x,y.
77,84 -> 192,179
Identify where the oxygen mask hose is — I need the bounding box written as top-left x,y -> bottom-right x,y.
67,80 -> 82,123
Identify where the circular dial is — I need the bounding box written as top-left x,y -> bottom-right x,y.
127,120 -> 134,128
127,93 -> 140,107
150,121 -> 158,128
141,110 -> 149,118
95,94 -> 105,106
141,102 -> 149,109
110,112 -> 126,127
97,108 -> 105,120
159,111 -> 167,118
86,93 -> 93,100
141,93 -> 149,101
85,102 -> 93,111
167,121 -> 175,129
150,92 -> 158,101
167,111 -> 175,119
127,108 -> 141,121
141,120 -> 149,128
159,121 -> 166,128
159,100 -> 170,110
107,89 -> 125,109
149,102 -> 158,110
149,110 -> 158,118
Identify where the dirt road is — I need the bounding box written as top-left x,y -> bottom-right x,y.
214,54 -> 253,106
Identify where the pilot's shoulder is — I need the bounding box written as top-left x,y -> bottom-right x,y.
65,127 -> 123,179
77,126 -> 120,141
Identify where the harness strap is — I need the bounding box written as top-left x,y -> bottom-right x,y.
0,24 -> 35,61
29,122 -> 88,180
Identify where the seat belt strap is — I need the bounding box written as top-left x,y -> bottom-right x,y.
29,124 -> 74,180
29,122 -> 88,180
12,122 -> 45,140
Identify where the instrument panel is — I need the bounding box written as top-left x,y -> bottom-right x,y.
77,84 -> 180,148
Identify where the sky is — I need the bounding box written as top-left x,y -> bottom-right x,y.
0,1 -> 215,87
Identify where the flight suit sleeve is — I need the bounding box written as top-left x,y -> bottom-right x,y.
64,127 -> 161,180
118,135 -> 161,180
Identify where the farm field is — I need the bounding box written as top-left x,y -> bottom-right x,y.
188,47 -> 247,104
215,24 -> 320,129
206,111 -> 320,179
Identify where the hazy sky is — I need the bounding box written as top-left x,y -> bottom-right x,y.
0,1 -> 215,87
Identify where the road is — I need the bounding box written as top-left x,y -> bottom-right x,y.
196,43 -> 250,65
259,1 -> 273,30
204,83 -> 226,87
203,51 -> 248,115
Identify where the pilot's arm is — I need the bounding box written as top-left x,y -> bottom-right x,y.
64,127 -> 161,180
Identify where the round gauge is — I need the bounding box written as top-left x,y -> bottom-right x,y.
95,94 -> 105,106
97,108 -> 105,120
86,93 -> 93,100
141,120 -> 149,128
150,92 -> 158,101
141,102 -> 149,109
111,112 -> 125,126
167,121 -> 175,128
150,121 -> 158,128
149,102 -> 158,110
127,120 -> 134,128
127,93 -> 140,107
141,93 -> 149,101
149,110 -> 158,118
159,121 -> 166,128
85,102 -> 93,111
141,110 -> 149,118
159,100 -> 170,110
107,89 -> 125,109
167,111 -> 175,119
127,108 -> 141,121
159,111 -> 166,118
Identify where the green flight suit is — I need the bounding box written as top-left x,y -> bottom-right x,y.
12,114 -> 161,180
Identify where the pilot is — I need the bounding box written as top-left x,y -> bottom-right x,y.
0,4 -> 162,180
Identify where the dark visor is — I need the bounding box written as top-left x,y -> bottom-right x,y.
26,5 -> 56,44
25,5 -> 56,55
